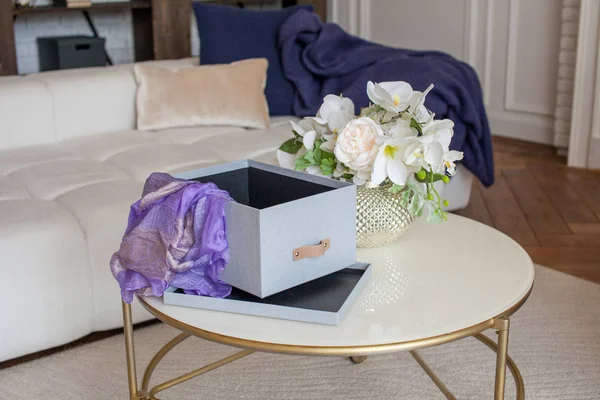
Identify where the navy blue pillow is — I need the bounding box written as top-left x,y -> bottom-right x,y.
192,3 -> 313,116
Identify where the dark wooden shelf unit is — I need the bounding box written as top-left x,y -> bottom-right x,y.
12,1 -> 151,15
0,0 -> 326,76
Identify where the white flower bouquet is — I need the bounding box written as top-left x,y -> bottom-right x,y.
277,81 -> 464,222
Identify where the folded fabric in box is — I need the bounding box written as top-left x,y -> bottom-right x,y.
110,173 -> 233,303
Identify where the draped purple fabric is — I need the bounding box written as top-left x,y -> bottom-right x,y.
110,173 -> 233,303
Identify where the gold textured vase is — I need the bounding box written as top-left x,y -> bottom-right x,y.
356,184 -> 416,248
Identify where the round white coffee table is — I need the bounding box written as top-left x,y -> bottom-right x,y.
121,214 -> 534,400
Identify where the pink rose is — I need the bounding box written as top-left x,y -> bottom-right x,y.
334,117 -> 383,171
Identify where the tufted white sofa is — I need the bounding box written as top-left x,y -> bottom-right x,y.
0,58 -> 472,362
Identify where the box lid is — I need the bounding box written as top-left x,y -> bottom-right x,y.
163,263 -> 371,325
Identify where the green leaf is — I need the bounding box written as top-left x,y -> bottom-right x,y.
279,138 -> 303,154
320,164 -> 334,176
292,130 -> 302,139
388,184 -> 404,195
427,209 -> 445,223
294,158 -> 311,171
313,144 -> 323,164
320,165 -> 334,175
415,205 -> 424,217
320,158 -> 335,176
321,158 -> 334,166
304,150 -> 316,165
415,169 -> 445,183
400,189 -> 412,207
409,194 -> 421,216
321,150 -> 336,162
342,173 -> 354,180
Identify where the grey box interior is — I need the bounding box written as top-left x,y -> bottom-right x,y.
192,166 -> 335,209
170,267 -> 366,312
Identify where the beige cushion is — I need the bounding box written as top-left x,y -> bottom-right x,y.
134,58 -> 270,131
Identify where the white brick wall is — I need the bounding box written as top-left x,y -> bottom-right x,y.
554,0 -> 580,148
14,0 -> 137,74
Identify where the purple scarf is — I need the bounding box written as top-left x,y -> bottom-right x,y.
110,173 -> 233,303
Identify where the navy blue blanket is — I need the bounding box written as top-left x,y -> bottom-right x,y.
279,10 -> 494,187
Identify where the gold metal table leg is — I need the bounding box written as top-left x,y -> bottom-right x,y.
474,332 -> 524,400
147,349 -> 255,398
122,300 -> 523,399
409,350 -> 456,400
140,333 -> 191,396
405,320 -> 523,400
120,300 -> 254,399
493,317 -> 510,400
122,301 -> 140,400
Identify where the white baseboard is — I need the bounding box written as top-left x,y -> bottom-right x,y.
488,111 -> 554,145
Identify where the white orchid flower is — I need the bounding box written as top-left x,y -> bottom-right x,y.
314,94 -> 355,134
367,81 -> 414,113
303,117 -> 330,135
404,135 -> 445,171
347,168 -> 371,186
440,150 -> 464,176
361,106 -> 397,126
408,135 -> 445,168
370,137 -> 415,186
303,131 -> 317,150
290,119 -> 320,150
422,119 -> 454,151
333,163 -> 347,178
276,148 -> 306,170
290,119 -> 314,137
320,132 -> 337,151
388,119 -> 414,139
408,84 -> 434,123
318,94 -> 355,119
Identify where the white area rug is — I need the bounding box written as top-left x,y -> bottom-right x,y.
0,265 -> 599,399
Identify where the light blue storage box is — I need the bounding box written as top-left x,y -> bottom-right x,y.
175,160 -> 357,298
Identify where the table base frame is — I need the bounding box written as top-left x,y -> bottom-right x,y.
122,302 -> 523,400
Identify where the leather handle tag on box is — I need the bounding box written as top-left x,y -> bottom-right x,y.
292,238 -> 330,261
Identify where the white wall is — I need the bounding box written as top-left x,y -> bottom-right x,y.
330,0 -> 565,145
568,0 -> 600,169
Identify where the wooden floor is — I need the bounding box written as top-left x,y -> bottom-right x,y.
455,136 -> 600,284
